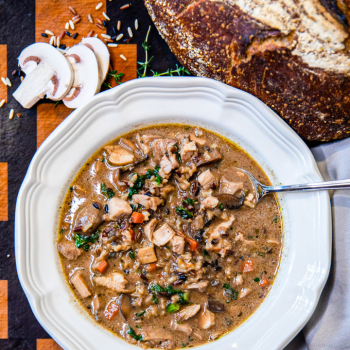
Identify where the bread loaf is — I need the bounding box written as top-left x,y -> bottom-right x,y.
145,0 -> 350,141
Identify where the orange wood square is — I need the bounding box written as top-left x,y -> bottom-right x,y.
0,45 -> 7,102
0,163 -> 8,221
37,339 -> 63,350
0,280 -> 8,339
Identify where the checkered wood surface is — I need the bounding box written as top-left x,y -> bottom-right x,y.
0,0 -> 179,348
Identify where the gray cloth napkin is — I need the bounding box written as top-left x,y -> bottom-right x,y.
285,137 -> 350,350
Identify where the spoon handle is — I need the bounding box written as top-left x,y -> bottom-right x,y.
264,178 -> 350,194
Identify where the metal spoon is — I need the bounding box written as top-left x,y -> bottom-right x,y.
238,167 -> 350,204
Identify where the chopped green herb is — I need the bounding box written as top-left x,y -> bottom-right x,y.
128,187 -> 138,199
136,325 -> 141,329
254,277 -> 260,282
257,252 -> 266,257
248,235 -> 254,239
152,293 -> 159,304
128,250 -> 136,260
223,283 -> 239,300
183,198 -> 195,206
150,284 -> 189,305
127,326 -> 143,341
54,100 -> 62,108
59,228 -> 65,234
203,249 -> 211,258
218,203 -> 224,211
74,231 -> 100,251
101,183 -> 114,199
103,70 -> 124,89
101,157 -> 105,163
176,206 -> 193,219
273,216 -> 279,223
173,144 -> 182,163
185,126 -> 190,130
135,311 -> 145,317
106,188 -> 115,199
167,303 -> 180,313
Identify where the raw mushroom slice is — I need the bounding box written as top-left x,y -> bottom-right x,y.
81,37 -> 110,87
13,42 -> 73,108
63,45 -> 100,109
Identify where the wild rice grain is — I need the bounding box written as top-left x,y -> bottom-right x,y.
73,17 -> 81,24
9,109 -> 14,120
65,22 -> 69,30
95,2 -> 103,10
1,77 -> 7,86
120,4 -> 130,10
59,44 -> 67,50
45,30 -> 54,36
117,21 -> 121,30
73,33 -> 78,39
97,18 -> 103,25
12,70 -> 18,76
0,99 -> 5,108
102,20 -> 107,27
101,34 -> 111,39
123,38 -> 131,43
69,6 -> 77,15
135,19 -> 138,30
87,30 -> 94,37
120,54 -> 127,61
116,33 -> 123,41
128,27 -> 133,37
72,15 -> 80,21
59,31 -> 65,40
88,14 -> 94,23
66,31 -> 72,37
107,43 -> 118,47
112,26 -> 116,34
41,33 -> 48,38
104,39 -> 113,43
102,12 -> 110,20
69,20 -> 75,30
95,23 -> 104,30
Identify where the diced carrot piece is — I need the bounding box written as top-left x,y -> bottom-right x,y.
145,263 -> 158,272
131,212 -> 144,224
259,277 -> 269,287
104,302 -> 119,320
96,260 -> 108,274
241,260 -> 254,273
187,237 -> 198,252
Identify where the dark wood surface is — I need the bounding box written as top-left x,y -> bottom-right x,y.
0,0 -> 180,348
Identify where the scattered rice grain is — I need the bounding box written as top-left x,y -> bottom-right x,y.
1,77 -> 7,86
128,27 -> 133,37
69,6 -> 77,15
72,15 -> 80,21
107,43 -> 118,47
104,39 -> 113,43
88,14 -> 94,23
9,109 -> 14,120
117,21 -> 121,30
87,30 -> 94,37
0,99 -> 5,108
101,34 -> 111,39
65,22 -> 69,30
58,31 -> 65,40
102,12 -> 110,20
94,34 -> 98,37
116,33 -> 123,41
120,54 -> 127,61
56,37 -> 61,48
120,4 -> 130,10
135,19 -> 138,30
95,23 -> 104,30
49,36 -> 55,45
73,17 -> 81,24
45,30 -> 54,36
6,78 -> 11,87
95,2 -> 103,10
69,20 -> 75,30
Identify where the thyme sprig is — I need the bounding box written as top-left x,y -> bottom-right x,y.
103,70 -> 125,89
138,26 -> 190,78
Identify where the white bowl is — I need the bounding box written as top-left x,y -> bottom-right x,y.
15,77 -> 331,350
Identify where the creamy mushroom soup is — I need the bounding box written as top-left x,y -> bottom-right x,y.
57,124 -> 282,349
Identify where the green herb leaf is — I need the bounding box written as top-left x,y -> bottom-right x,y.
127,326 -> 143,341
152,292 -> 159,304
106,188 -> 115,199
128,250 -> 136,260
128,187 -> 138,199
254,277 -> 260,282
135,311 -> 145,317
167,303 -> 180,313
257,252 -> 266,257
218,203 -> 224,210
183,198 -> 195,206
101,157 -> 105,163
203,249 -> 211,258
74,231 -> 100,251
176,206 -> 193,219
223,283 -> 239,300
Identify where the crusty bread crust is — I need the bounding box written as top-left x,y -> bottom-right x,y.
145,0 -> 350,141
